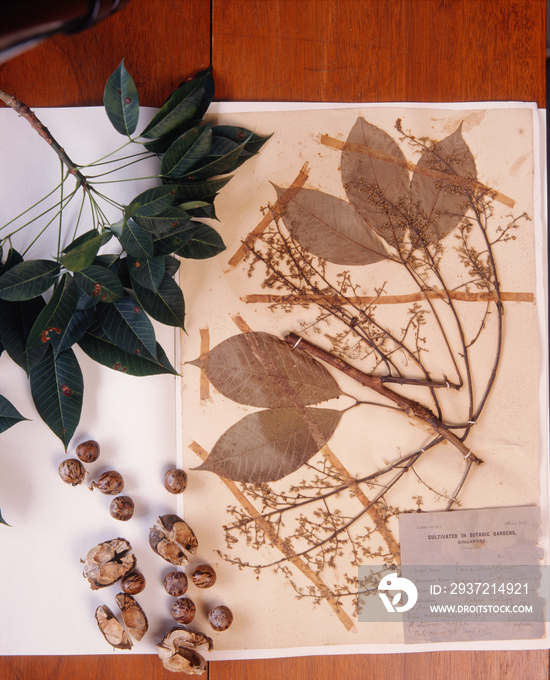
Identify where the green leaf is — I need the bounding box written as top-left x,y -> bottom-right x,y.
213,125 -> 272,155
151,224 -> 194,257
0,296 -> 49,373
103,59 -> 139,136
0,394 -> 28,434
96,296 -> 158,359
126,186 -> 177,219
119,219 -> 154,258
0,260 -> 60,301
185,141 -> 247,181
168,176 -> 233,202
27,274 -> 78,349
132,274 -> 185,329
73,265 -> 124,303
160,124 -> 213,179
134,206 -> 191,233
176,223 -> 226,259
29,346 -> 83,450
140,67 -> 214,141
58,230 -> 111,272
54,306 -> 94,355
128,255 -> 165,292
78,321 -> 177,376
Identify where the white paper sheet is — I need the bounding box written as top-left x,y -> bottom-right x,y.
0,101 -> 547,660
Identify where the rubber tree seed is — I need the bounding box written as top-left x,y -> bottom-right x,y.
89,470 -> 124,495
110,496 -> 134,521
191,564 -> 216,589
172,597 -> 196,624
121,571 -> 146,595
164,468 -> 188,494
59,458 -> 86,485
164,571 -> 188,597
208,605 -> 233,631
76,440 -> 100,463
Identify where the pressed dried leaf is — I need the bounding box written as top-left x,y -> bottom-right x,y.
195,406 -> 343,483
409,124 -> 477,244
188,331 -> 342,408
274,185 -> 389,265
341,117 -> 410,245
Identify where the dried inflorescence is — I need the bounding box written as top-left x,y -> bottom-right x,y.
156,626 -> 213,675
149,514 -> 198,566
83,537 -> 136,590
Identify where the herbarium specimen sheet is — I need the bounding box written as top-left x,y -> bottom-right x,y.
180,105 -> 547,651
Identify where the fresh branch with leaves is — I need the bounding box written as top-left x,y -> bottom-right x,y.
0,60 -> 270,523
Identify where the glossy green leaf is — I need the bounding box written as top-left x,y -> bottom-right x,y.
176,222 -> 226,259
0,508 -> 11,526
212,125 -> 272,155
103,59 -> 139,136
78,320 -> 177,376
132,274 -> 185,329
151,224 -> 194,257
58,230 -> 111,272
0,296 -> 48,373
27,274 -> 78,349
186,141 -> 246,181
119,219 -> 154,258
0,260 -> 60,302
134,206 -> 191,233
29,346 -> 83,450
160,124 -> 213,179
126,186 -> 177,219
0,394 -> 28,434
73,265 -> 124,303
163,255 -> 180,277
140,67 -> 213,141
54,305 -> 94,355
168,176 -> 233,202
128,255 -> 165,292
96,296 -> 158,359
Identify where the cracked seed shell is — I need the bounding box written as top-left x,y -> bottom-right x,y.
83,537 -> 136,590
115,592 -> 149,641
95,604 -> 133,650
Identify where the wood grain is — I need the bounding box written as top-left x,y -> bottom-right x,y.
0,0 -> 211,107
0,0 -> 547,678
212,0 -> 546,106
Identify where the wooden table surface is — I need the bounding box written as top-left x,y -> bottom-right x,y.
0,1 -> 547,678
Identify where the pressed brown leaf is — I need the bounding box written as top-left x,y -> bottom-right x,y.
194,406 -> 343,482
341,117 -> 410,245
187,331 -> 342,408
409,123 -> 477,243
274,185 -> 389,265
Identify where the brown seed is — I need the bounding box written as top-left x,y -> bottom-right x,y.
89,470 -> 124,495
121,571 -> 146,595
59,458 -> 86,485
164,571 -> 188,597
172,597 -> 196,624
191,564 -> 216,589
76,439 -> 100,463
208,605 -> 233,631
110,496 -> 134,521
164,468 -> 188,494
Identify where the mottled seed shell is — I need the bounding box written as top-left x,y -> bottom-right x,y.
76,439 -> 100,463
164,571 -> 188,597
172,597 -> 196,624
164,468 -> 188,494
89,470 -> 124,495
110,496 -> 134,521
208,605 -> 233,631
59,458 -> 86,485
121,571 -> 146,595
191,565 -> 216,589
